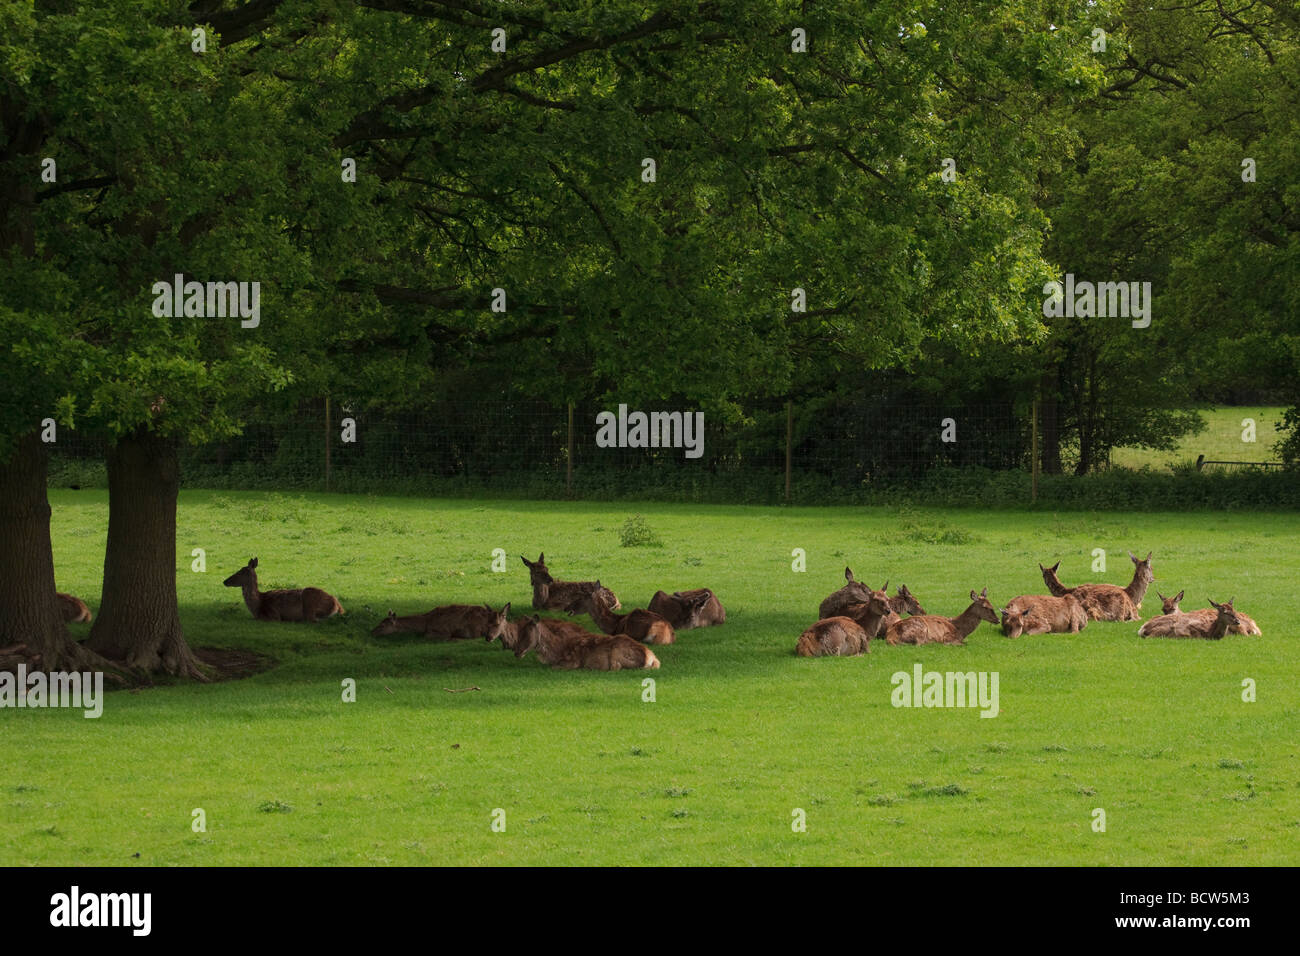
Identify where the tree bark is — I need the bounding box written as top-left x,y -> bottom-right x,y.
86,428 -> 207,679
0,432 -> 109,672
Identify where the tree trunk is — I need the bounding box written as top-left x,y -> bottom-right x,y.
86,428 -> 207,679
0,432 -> 109,672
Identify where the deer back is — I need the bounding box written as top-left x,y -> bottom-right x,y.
795,617 -> 871,657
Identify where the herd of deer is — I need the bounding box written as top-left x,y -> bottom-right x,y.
795,551 -> 1261,657
221,552 -> 724,671
48,548 -> 1261,671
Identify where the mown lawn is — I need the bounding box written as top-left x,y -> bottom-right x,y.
1111,406 -> 1286,469
3,491 -> 1297,865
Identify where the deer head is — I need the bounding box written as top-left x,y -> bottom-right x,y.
223,557 -> 258,588
372,610 -> 400,637
1001,605 -> 1029,639
895,584 -> 925,616
1208,598 -> 1241,631
1129,550 -> 1155,586
1158,590 -> 1184,614
969,587 -> 999,624
483,603 -> 512,643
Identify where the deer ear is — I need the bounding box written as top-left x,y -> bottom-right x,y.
881,580 -> 889,592
1051,561 -> 1059,572
970,589 -> 978,601
1145,552 -> 1152,562
1129,550 -> 1138,563
1209,599 -> 1221,610
503,602 -> 510,615
250,557 -> 258,568
1175,590 -> 1183,602
981,587 -> 988,597
538,553 -> 545,563
844,567 -> 854,582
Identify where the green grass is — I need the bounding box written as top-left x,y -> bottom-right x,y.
3,490 -> 1298,865
1111,406 -> 1285,469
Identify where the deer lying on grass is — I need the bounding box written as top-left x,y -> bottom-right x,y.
521,553 -> 619,611
795,617 -> 873,657
818,568 -> 878,620
1040,552 -> 1153,621
568,586 -> 675,645
492,614 -> 660,670
796,584 -> 891,654
879,584 -> 925,633
222,557 -> 343,622
57,593 -> 91,623
885,589 -> 999,646
839,584 -> 896,639
648,588 -> 725,628
1139,598 -> 1245,640
1151,590 -> 1260,635
371,603 -> 512,641
1139,595 -> 1260,638
1001,594 -> 1089,638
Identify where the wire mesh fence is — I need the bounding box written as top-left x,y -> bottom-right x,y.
46,398 -> 1042,501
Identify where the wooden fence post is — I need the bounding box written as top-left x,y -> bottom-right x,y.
567,402 -> 574,497
1031,398 -> 1039,504
324,395 -> 332,492
785,400 -> 793,503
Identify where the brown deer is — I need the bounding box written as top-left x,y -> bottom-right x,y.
840,584 -> 895,638
1149,590 -> 1260,635
1139,596 -> 1260,638
1000,594 -> 1089,638
568,586 -> 675,645
1139,598 -> 1244,640
372,603 -> 512,641
878,584 -> 925,633
57,592 -> 92,623
885,589 -> 999,646
222,557 -> 343,622
520,553 -> 618,612
1040,552 -> 1153,621
648,588 -> 725,628
795,617 -> 872,657
499,614 -> 660,670
818,568 -> 879,620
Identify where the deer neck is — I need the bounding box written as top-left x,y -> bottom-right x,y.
241,573 -> 262,615
1125,569 -> 1150,605
589,598 -> 619,632
887,595 -> 906,613
951,604 -> 985,639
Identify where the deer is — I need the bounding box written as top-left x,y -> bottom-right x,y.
818,568 -> 878,620
885,589 -> 999,646
567,586 -> 675,645
795,617 -> 873,657
496,614 -> 660,670
839,584 -> 896,639
222,557 -> 343,622
1039,552 -> 1153,621
1139,598 -> 1244,640
1139,595 -> 1260,638
57,592 -> 92,623
878,584 -> 925,633
648,588 -> 725,628
520,553 -> 619,612
371,603 -> 512,641
1000,594 -> 1089,638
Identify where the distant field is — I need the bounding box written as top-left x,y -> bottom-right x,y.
2,491 -> 1297,865
1111,407 -> 1285,470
